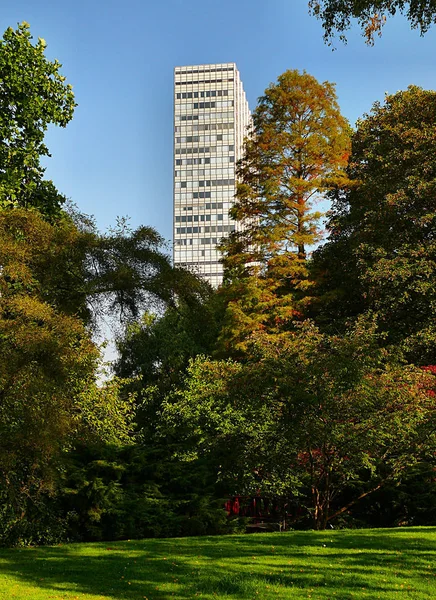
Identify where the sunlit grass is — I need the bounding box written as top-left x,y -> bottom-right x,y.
0,527 -> 435,599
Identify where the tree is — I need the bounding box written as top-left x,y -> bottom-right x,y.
0,21 -> 217,328
0,204 -> 203,330
0,205 -> 217,544
114,288 -> 223,398
0,23 -> 75,218
83,217 -> 215,325
160,322 -> 436,530
219,70 -> 350,356
0,208 -> 137,545
309,0 -> 436,44
313,86 -> 436,365
60,212 -> 178,326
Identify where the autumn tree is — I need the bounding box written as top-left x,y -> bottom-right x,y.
313,86 -> 436,365
219,70 -> 350,355
309,0 -> 436,44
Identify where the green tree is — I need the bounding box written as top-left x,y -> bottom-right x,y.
0,205 -> 214,543
309,0 -> 436,44
313,86 -> 436,365
219,70 -> 350,356
0,208 -> 137,545
114,286 -> 223,419
60,212 -> 178,326
0,204 -> 197,328
57,439 -> 240,542
160,323 -> 436,530
0,22 -> 75,218
0,22 -> 215,326
0,292 -> 134,545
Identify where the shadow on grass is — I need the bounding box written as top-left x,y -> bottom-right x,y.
0,527 -> 434,599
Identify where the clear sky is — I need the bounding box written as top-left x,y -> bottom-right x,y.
2,0 -> 436,242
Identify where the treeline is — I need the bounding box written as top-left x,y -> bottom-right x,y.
0,24 -> 435,545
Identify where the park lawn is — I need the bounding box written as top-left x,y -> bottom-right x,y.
0,527 -> 435,599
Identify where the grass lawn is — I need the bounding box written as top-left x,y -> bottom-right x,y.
0,527 -> 435,599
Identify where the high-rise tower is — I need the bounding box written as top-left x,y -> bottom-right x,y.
173,63 -> 251,287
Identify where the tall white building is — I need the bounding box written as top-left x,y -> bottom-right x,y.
173,63 -> 251,287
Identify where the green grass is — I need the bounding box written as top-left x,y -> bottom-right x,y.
0,527 -> 435,599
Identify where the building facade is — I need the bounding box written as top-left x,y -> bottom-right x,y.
173,63 -> 251,287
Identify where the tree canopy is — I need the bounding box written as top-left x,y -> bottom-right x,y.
159,324 -> 436,529
2,21 -> 436,542
0,22 -> 75,218
219,70 -> 350,355
309,0 -> 436,44
313,86 -> 436,364
0,207 -> 137,545
0,207 -> 191,328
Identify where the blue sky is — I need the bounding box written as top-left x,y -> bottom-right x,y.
2,0 -> 436,243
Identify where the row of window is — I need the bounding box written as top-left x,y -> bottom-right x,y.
178,114 -> 199,121
175,78 -> 234,85
176,157 -> 206,166
200,272 -> 224,279
177,179 -> 235,189
176,225 -> 235,235
175,256 -> 222,265
194,101 -> 233,109
175,155 -> 234,165
176,90 -> 229,99
176,101 -> 234,111
175,122 -> 234,133
175,146 -> 214,155
182,201 -> 224,209
176,67 -> 234,75
176,133 -> 232,144
174,237 -> 220,246
189,259 -> 221,265
204,225 -> 235,233
194,122 -> 234,131
175,145 -> 234,155
177,111 -> 234,122
175,168 -> 234,178
175,214 -> 225,223
199,178 -> 235,187
175,190 -> 234,201
176,226 -> 201,234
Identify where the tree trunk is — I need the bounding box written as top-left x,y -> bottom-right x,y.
326,484 -> 384,524
297,194 -> 306,261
